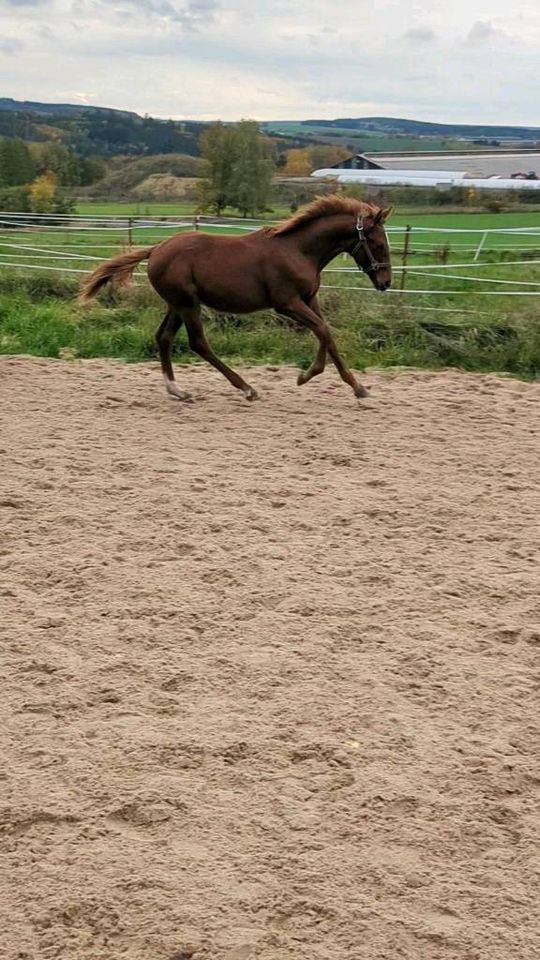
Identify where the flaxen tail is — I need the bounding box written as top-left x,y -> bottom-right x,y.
78,247 -> 154,304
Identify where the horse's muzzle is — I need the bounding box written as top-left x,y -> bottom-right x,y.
377,279 -> 392,292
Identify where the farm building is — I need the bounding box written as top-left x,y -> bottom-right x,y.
330,150 -> 540,179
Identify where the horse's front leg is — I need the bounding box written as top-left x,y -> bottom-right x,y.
280,296 -> 369,398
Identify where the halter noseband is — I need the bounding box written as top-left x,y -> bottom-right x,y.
350,215 -> 388,275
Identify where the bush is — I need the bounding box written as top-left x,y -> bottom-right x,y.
518,189 -> 540,205
0,185 -> 31,212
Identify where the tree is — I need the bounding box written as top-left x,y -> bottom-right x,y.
198,121 -> 238,215
228,120 -> 276,217
308,145 -> 351,169
78,156 -> 106,186
0,138 -> 35,186
281,148 -> 312,177
280,145 -> 352,178
30,141 -> 82,185
199,120 -> 276,217
29,172 -> 58,213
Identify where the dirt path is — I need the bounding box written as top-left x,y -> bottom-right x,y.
2,356 -> 540,960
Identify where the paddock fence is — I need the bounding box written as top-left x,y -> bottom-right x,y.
2,212 -> 540,314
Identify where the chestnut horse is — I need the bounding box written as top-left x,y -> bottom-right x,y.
80,196 -> 392,402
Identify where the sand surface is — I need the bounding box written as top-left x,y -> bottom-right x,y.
2,356 -> 540,960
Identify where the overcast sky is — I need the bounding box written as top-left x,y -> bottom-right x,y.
1,0 -> 539,124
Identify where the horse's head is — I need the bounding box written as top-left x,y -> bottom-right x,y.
350,206 -> 393,291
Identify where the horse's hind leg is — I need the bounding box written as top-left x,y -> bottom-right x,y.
297,294 -> 327,386
156,307 -> 192,401
183,307 -> 259,400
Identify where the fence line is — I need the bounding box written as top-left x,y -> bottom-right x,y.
326,258 -> 540,272
320,285 -> 540,296
2,239 -> 538,287
1,211 -> 540,235
2,213 -> 540,309
405,270 -> 540,286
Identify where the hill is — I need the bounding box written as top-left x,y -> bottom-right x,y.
0,99 -> 207,157
297,117 -> 540,138
0,97 -> 138,119
262,117 -> 540,154
2,98 -> 539,162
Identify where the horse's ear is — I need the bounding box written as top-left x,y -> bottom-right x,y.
375,206 -> 393,224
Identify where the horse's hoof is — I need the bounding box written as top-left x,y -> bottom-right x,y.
297,372 -> 309,386
243,387 -> 259,401
354,384 -> 370,399
167,391 -> 193,403
165,379 -> 193,402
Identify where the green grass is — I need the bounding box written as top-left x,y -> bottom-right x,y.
262,123 -> 487,154
1,272 -> 539,381
76,201 -> 202,218
75,200 -> 296,220
74,201 -> 540,229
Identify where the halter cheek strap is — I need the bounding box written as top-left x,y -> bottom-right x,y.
350,215 -> 388,275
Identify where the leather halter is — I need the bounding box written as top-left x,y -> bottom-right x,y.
350,215 -> 389,275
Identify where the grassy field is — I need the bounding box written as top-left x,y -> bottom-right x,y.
75,200 -> 540,229
76,201 -> 203,218
261,122 -> 487,154
71,203 -> 540,252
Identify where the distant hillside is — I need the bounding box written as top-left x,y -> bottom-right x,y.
0,99 -> 208,157
0,97 -> 138,119
297,117 -> 540,138
0,98 -> 308,160
3,99 -> 539,161
262,117 -> 540,154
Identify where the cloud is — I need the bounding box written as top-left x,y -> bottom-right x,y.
0,34 -> 24,52
75,0 -> 220,30
466,20 -> 510,44
0,0 -> 538,123
402,27 -> 436,45
0,0 -> 48,5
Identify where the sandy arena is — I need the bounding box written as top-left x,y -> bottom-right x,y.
2,355 -> 540,960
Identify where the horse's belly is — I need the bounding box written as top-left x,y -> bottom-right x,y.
199,289 -> 266,313
196,269 -> 268,314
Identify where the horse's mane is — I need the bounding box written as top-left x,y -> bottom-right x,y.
269,195 -> 378,237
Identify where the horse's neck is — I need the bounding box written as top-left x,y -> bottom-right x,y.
295,215 -> 353,269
